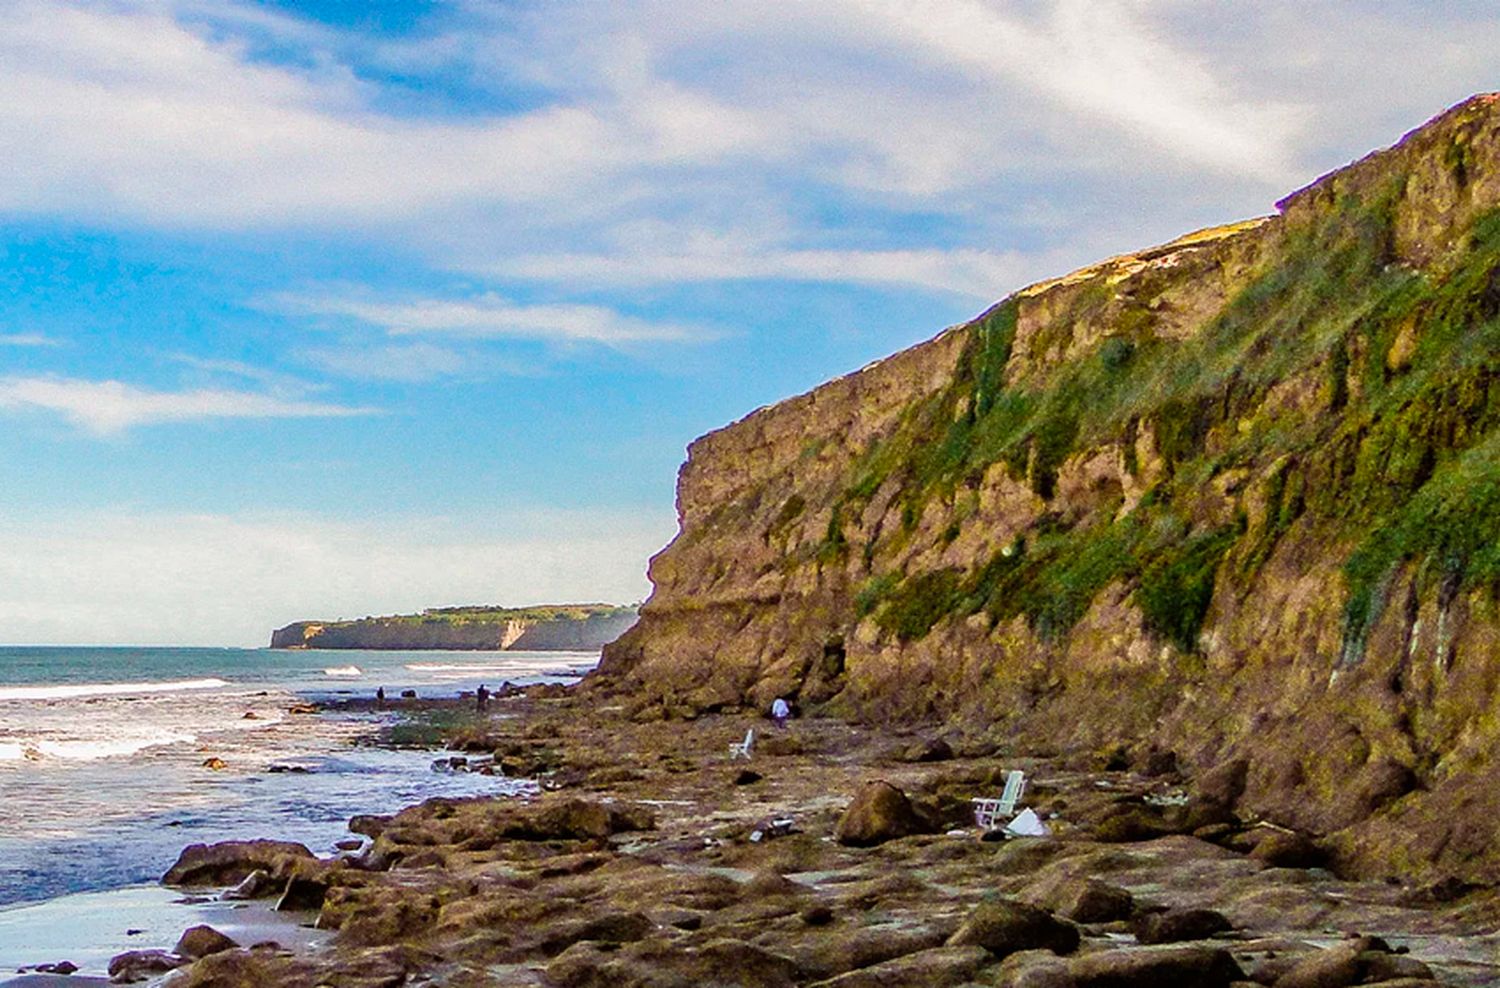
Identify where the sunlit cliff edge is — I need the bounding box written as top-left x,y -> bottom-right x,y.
595,95 -> 1500,881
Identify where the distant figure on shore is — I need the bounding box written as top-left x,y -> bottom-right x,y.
476,683 -> 490,712
771,697 -> 791,728
375,686 -> 385,709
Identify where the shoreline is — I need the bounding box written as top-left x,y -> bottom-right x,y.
12,684 -> 1500,987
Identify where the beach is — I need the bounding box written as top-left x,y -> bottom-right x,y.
0,646 -> 590,976
11,682 -> 1500,987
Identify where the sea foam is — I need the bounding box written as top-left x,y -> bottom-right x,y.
0,678 -> 230,702
323,665 -> 363,677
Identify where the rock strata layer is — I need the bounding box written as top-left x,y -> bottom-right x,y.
597,94 -> 1500,882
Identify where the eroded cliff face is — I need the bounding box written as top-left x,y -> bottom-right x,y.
598,95 -> 1500,881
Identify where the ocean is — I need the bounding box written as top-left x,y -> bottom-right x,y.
0,645 -> 594,932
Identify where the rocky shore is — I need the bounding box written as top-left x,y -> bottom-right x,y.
20,686 -> 1500,988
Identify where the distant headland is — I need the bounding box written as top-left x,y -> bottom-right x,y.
270,603 -> 637,651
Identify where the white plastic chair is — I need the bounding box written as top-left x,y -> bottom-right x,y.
971,770 -> 1026,829
728,728 -> 755,760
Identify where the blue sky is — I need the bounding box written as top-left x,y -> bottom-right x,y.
0,0 -> 1496,645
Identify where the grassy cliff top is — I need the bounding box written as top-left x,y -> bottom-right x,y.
297,603 -> 637,628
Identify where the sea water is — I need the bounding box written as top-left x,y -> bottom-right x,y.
0,646 -> 594,916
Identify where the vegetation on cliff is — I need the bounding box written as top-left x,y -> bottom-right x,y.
272,603 -> 637,650
600,95 -> 1500,881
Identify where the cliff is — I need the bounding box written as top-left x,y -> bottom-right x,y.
598,95 -> 1500,881
271,604 -> 636,651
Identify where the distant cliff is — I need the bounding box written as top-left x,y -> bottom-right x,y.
598,96 -> 1500,882
271,604 -> 637,651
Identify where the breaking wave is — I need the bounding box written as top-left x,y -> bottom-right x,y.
0,678 -> 230,702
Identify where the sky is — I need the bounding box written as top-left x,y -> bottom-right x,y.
0,0 -> 1496,646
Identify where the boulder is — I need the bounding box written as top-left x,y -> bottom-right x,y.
946,898 -> 1080,959
1271,936 -> 1409,988
348,814 -> 392,839
547,937 -> 801,988
1026,878 -> 1134,924
108,949 -> 185,983
1069,945 -> 1243,987
805,944 -> 991,987
1249,831 -> 1324,869
834,781 -> 928,847
991,949 -> 1076,988
162,840 -> 315,886
1132,907 -> 1232,944
173,925 -> 238,959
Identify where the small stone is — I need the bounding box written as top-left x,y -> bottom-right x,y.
734,768 -> 763,785
801,904 -> 835,926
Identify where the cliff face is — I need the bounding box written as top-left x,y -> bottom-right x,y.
599,96 -> 1500,881
271,607 -> 637,651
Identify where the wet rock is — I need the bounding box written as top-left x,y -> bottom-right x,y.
946,898 -> 1080,959
173,925 -> 238,959
1026,877 -> 1134,923
834,781 -> 928,847
806,944 -> 991,987
991,948 -> 1076,988
108,949 -> 185,983
1069,945 -> 1243,987
1132,907 -> 1232,944
1249,831 -> 1324,869
734,768 -> 764,785
547,937 -> 801,988
275,874 -> 328,912
1265,936 -> 1379,988
162,840 -> 315,886
535,911 -> 655,955
334,837 -> 364,851
348,814 -> 392,839
794,926 -> 950,981
220,869 -> 274,900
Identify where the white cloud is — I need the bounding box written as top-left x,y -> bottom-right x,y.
0,333 -> 62,347
0,508 -> 674,646
272,291 -> 706,344
298,342 -> 477,382
496,243 -> 1069,300
0,376 -> 373,434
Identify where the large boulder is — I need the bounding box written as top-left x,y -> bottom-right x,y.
162,840 -> 315,886
834,781 -> 928,847
946,898 -> 1080,959
1131,907 -> 1232,944
173,925 -> 238,960
1024,878 -> 1134,924
108,949 -> 185,983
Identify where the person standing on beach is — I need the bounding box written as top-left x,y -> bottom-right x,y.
375,686 -> 385,709
771,697 -> 790,728
476,683 -> 490,712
